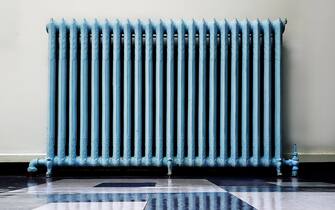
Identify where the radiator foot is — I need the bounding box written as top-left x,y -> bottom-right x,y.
284,144 -> 299,177
167,159 -> 173,176
276,159 -> 282,176
291,144 -> 299,177
46,159 -> 53,177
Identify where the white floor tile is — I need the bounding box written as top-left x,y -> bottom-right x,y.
33,202 -> 147,210
231,191 -> 335,210
268,181 -> 335,187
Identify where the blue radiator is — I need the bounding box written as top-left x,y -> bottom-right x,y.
28,19 -> 299,176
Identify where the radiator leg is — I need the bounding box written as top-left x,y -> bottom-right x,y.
167,159 -> 173,176
46,158 -> 53,177
291,144 -> 299,177
284,144 -> 299,177
276,159 -> 282,176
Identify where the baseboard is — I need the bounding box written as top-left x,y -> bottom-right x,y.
283,153 -> 335,162
0,154 -> 45,162
1,153 -> 335,163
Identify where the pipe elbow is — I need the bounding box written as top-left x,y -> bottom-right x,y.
27,158 -> 39,173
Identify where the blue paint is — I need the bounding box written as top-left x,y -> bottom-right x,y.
241,20 -> 250,166
230,20 -> 239,167
219,20 -> 228,166
91,20 -> 100,164
177,21 -> 185,165
209,20 -> 218,166
28,19 -> 298,177
155,20 -> 164,166
166,20 -> 175,175
123,20 -> 132,165
262,20 -> 272,166
79,20 -> 89,164
274,19 -> 284,175
102,20 -> 110,165
57,20 -> 67,164
46,20 -> 56,174
197,20 -> 207,167
69,20 -> 78,163
187,20 -> 196,166
113,20 -> 121,164
145,20 -> 153,165
251,20 -> 260,166
134,20 -> 143,165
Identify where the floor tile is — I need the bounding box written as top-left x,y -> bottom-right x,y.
2,176 -> 335,209
268,181 -> 335,187
95,182 -> 156,187
32,201 -> 147,210
0,192 -> 254,210
11,179 -> 224,194
230,191 -> 335,210
0,176 -> 49,193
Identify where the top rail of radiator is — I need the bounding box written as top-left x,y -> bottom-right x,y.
46,18 -> 287,35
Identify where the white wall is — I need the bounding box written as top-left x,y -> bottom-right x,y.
0,0 -> 335,162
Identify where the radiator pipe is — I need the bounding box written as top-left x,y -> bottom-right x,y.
27,158 -> 47,173
284,144 -> 299,176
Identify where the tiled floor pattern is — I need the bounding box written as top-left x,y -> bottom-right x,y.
0,176 -> 335,209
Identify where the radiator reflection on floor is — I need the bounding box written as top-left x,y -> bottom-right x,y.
35,192 -> 255,210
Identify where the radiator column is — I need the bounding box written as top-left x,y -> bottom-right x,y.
112,20 -> 121,165
91,20 -> 100,165
166,20 -> 175,175
219,20 -> 229,166
79,20 -> 89,165
229,20 -> 239,166
123,20 -> 132,165
251,20 -> 261,166
69,20 -> 78,164
155,21 -> 164,166
208,21 -> 218,166
241,20 -> 250,166
46,20 -> 57,175
102,20 -> 111,165
197,20 -> 207,167
177,21 -> 186,166
274,20 -> 284,175
187,20 -> 196,166
263,20 -> 272,166
145,21 -> 153,166
134,20 -> 143,165
57,20 -> 68,165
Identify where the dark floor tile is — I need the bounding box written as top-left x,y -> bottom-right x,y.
42,192 -> 255,210
209,178 -> 335,192
95,182 -> 156,187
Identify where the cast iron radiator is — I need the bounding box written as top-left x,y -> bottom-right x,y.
28,19 -> 299,176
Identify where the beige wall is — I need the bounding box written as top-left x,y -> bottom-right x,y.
0,0 -> 335,162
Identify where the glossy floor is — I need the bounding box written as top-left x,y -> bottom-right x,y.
0,176 -> 335,210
